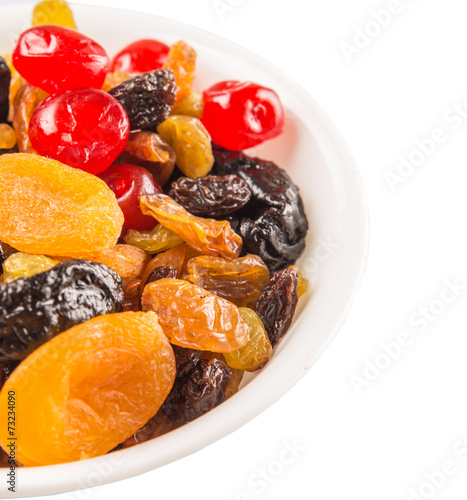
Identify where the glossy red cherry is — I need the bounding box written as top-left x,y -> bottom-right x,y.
98,163 -> 163,231
29,88 -> 130,175
111,39 -> 170,73
202,81 -> 284,151
13,25 -> 109,94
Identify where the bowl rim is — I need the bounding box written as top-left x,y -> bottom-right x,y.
0,3 -> 369,497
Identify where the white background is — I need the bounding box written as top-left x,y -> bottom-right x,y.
7,0 -> 467,499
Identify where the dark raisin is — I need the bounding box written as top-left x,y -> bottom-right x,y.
162,358 -> 232,425
145,265 -> 178,285
169,175 -> 251,217
255,267 -> 299,347
172,345 -> 202,378
119,409 -> 175,449
212,150 -> 308,272
0,240 -> 17,270
109,70 -> 176,131
0,259 -> 124,361
0,360 -> 19,390
0,56 -> 10,124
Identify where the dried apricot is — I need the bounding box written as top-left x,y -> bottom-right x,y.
74,244 -> 151,279
186,254 -> 270,307
0,311 -> 175,466
0,153 -> 124,256
141,278 -> 250,352
102,69 -> 131,92
224,308 -> 272,372
140,193 -> 242,260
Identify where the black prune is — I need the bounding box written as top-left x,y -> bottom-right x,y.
0,259 -> 124,361
169,175 -> 251,217
212,150 -> 308,272
255,267 -> 299,347
109,70 -> 176,131
162,358 -> 232,425
0,56 -> 10,124
172,345 -> 202,378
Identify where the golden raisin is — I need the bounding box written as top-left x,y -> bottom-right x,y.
140,194 -> 242,260
32,0 -> 77,29
12,83 -> 38,153
2,252 -> 59,283
157,115 -> 214,178
171,89 -> 204,119
186,254 -> 270,307
141,278 -> 250,352
0,153 -> 124,256
124,224 -> 184,254
139,243 -> 199,294
164,40 -> 196,104
2,54 -> 23,120
290,265 -> 309,297
0,311 -> 176,466
102,70 -> 131,92
224,308 -> 272,372
118,131 -> 176,186
0,124 -> 16,150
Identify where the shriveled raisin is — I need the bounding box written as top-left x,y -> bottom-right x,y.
255,267 -> 299,347
170,175 -> 251,217
172,345 -> 202,377
171,89 -> 204,118
102,70 -> 131,92
186,254 -> 269,307
161,357 -> 232,425
144,266 -> 178,286
117,131 -> 175,186
119,409 -> 175,449
109,70 -> 176,130
213,150 -> 308,272
140,193 -> 242,260
0,259 -> 123,361
2,252 -> 59,283
0,241 -> 17,270
12,83 -> 37,153
32,0 -> 77,29
0,124 -> 16,150
0,57 -> 10,123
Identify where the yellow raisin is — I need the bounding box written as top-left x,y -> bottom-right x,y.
32,0 -> 77,29
0,124 -> 16,150
224,308 -> 272,372
290,265 -> 309,297
140,193 -> 242,260
12,83 -> 38,153
2,252 -> 59,283
124,224 -> 184,254
157,115 -> 214,178
171,89 -> 204,119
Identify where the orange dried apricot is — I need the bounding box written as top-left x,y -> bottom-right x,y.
141,278 -> 250,352
0,153 -> 124,256
140,193 -> 242,260
102,69 -> 131,92
0,311 -> 176,466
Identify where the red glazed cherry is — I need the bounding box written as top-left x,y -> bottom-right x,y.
29,88 -> 130,175
98,164 -> 162,231
13,25 -> 109,94
202,81 -> 284,151
111,39 -> 170,73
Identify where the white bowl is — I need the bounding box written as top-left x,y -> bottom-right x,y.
0,3 -> 369,497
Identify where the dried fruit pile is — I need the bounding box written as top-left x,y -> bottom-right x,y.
0,0 -> 309,467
